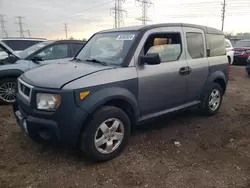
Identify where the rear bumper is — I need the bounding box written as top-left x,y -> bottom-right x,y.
13,92 -> 89,148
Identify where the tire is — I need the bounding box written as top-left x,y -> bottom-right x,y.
199,83 -> 223,116
0,77 -> 17,105
228,56 -> 231,65
80,106 -> 131,162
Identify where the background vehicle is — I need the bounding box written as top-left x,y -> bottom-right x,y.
0,40 -> 85,104
245,56 -> 250,76
13,23 -> 228,162
233,39 -> 250,65
225,39 -> 234,65
0,38 -> 46,60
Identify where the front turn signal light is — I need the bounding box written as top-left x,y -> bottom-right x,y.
80,91 -> 90,100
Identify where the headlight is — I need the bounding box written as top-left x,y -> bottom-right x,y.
36,93 -> 61,111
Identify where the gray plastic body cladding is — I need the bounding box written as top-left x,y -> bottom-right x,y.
200,56 -> 228,100
16,88 -> 88,148
74,78 -> 139,120
208,56 -> 228,84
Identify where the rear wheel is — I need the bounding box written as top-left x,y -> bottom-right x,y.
199,83 -> 223,116
0,78 -> 17,104
80,106 -> 131,162
228,56 -> 232,65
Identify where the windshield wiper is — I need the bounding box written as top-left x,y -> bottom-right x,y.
71,57 -> 82,62
85,58 -> 107,66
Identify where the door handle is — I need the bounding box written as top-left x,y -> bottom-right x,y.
179,66 -> 192,75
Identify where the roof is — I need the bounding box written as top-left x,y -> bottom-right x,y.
238,39 -> 250,41
1,37 -> 47,41
53,40 -> 86,44
99,23 -> 223,35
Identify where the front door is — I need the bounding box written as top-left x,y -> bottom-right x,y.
136,27 -> 189,116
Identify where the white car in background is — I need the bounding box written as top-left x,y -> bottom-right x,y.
0,38 -> 46,60
225,38 -> 234,65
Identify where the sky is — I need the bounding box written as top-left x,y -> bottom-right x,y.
0,0 -> 250,39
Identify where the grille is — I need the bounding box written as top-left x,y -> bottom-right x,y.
18,78 -> 33,102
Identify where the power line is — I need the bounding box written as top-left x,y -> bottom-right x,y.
221,0 -> 226,31
16,16 -> 25,38
0,14 -> 8,38
27,29 -> 31,38
110,0 -> 127,28
135,0 -> 153,25
64,23 -> 68,39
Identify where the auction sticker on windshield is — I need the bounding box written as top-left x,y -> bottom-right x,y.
116,35 -> 135,41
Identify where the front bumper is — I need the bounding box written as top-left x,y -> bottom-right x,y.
13,90 -> 89,148
234,55 -> 250,65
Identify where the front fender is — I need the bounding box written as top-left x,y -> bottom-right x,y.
75,87 -> 139,119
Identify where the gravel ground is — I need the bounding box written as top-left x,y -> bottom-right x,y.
1,67 -> 250,188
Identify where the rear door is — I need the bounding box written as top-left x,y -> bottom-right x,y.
183,27 -> 209,102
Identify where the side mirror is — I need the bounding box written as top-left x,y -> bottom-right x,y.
31,56 -> 43,63
140,53 -> 161,65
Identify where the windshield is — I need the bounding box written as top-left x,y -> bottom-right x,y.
76,31 -> 138,66
234,41 -> 250,48
18,41 -> 53,59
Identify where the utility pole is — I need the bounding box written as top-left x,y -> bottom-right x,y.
27,29 -> 31,38
0,14 -> 8,38
221,0 -> 226,31
16,16 -> 25,38
64,23 -> 68,39
110,0 -> 127,28
136,0 -> 153,25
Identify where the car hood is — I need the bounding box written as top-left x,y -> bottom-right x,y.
21,60 -> 115,89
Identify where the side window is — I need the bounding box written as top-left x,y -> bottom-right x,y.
207,34 -> 226,57
35,44 -> 69,60
144,33 -> 182,63
186,32 -> 204,59
72,43 -> 84,56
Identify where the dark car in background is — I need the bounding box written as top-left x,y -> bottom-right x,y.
233,39 -> 250,65
0,40 -> 86,104
245,56 -> 250,76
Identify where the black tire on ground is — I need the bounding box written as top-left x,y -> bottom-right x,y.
0,77 -> 17,105
199,83 -> 223,116
228,56 -> 232,65
80,106 -> 131,162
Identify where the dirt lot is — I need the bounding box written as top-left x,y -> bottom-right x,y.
1,67 -> 250,188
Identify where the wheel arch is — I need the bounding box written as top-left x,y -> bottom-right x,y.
200,71 -> 227,101
76,87 -> 140,131
0,69 -> 24,80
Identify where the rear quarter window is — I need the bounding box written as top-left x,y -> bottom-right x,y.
207,34 -> 226,57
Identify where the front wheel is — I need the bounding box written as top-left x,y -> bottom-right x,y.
80,106 -> 131,162
199,83 -> 223,116
0,78 -> 17,104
